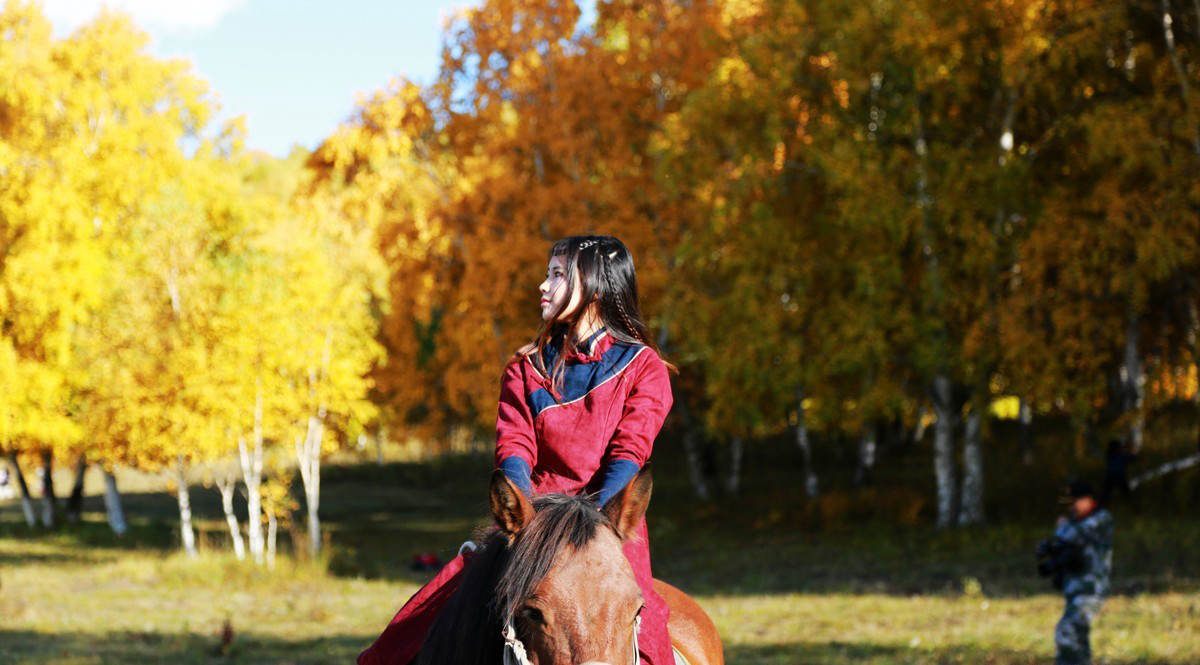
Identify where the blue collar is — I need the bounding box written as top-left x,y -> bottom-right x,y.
537,328 -> 609,372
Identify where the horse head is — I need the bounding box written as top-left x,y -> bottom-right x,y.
416,466 -> 653,665
488,465 -> 652,665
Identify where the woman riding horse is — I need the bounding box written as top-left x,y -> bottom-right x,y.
359,235 -> 684,665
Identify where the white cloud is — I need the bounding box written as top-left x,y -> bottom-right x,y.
42,0 -> 246,35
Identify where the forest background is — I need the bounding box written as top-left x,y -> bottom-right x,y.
1,0 -> 1199,644
3,0 -> 1199,663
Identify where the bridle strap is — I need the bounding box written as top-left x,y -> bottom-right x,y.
633,614 -> 642,665
502,614 -> 642,665
502,621 -> 533,665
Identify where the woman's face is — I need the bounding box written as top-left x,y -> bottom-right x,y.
539,255 -> 582,321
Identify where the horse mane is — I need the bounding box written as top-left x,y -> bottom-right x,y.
416,493 -> 614,665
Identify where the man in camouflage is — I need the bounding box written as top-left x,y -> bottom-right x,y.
1050,481 -> 1114,665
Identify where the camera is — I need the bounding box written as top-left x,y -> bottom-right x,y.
1035,537 -> 1084,589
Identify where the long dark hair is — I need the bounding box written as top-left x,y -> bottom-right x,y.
522,235 -> 669,391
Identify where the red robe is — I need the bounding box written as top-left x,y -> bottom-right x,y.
358,331 -> 673,665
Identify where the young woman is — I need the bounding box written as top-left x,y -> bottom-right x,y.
358,235 -> 675,665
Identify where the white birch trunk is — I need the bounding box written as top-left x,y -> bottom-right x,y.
726,437 -> 744,496
175,457 -> 197,559
239,438 -> 264,564
296,413 -> 325,557
932,375 -> 958,528
854,422 -> 877,487
298,336 -> 331,557
675,394 -> 711,500
9,454 -> 37,527
266,504 -> 277,571
239,385 -> 266,565
1129,452 -> 1200,489
1161,0 -> 1200,155
216,475 -> 245,561
795,389 -> 819,498
103,469 -> 127,536
959,407 -> 985,526
681,426 -> 711,501
1019,399 -> 1035,465
39,450 -> 56,528
1124,314 -> 1145,453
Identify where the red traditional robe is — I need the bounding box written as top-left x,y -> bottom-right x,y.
358,330 -> 673,665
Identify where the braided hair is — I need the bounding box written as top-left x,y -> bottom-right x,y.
524,235 -> 669,393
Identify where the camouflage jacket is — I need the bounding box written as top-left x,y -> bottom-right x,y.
1053,508 -> 1114,598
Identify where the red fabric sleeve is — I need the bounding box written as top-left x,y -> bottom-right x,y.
606,352 -> 673,466
494,359 -> 537,469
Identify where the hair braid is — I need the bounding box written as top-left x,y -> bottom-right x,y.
602,251 -> 642,344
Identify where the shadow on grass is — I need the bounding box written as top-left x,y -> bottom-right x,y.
0,628 -> 373,665
2,630 -> 1181,665
0,545 -> 112,567
724,641 -> 1182,665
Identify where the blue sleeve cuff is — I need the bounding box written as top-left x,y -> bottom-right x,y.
499,456 -> 532,496
597,459 -> 641,506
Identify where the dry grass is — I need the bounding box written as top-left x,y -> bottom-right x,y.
1,443 -> 1197,664
1,536 -> 1196,665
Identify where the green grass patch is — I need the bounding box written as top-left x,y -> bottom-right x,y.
1,441 -> 1197,664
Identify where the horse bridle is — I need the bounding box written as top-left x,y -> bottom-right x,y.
502,614 -> 642,665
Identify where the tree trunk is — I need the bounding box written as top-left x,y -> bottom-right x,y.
66,456 -> 87,523
726,437 -> 744,496
266,504 -> 278,571
959,406 -> 985,526
932,375 -> 958,528
296,413 -> 325,557
175,457 -> 197,559
376,421 -> 386,467
853,421 -> 877,488
103,469 -> 127,535
1130,452 -> 1200,489
39,449 -> 56,528
674,395 -> 711,500
8,453 -> 37,527
299,335 -> 332,557
680,426 -> 711,501
794,389 -> 819,498
239,385 -> 266,565
216,475 -> 245,561
239,434 -> 264,565
1019,399 -> 1035,465
1162,0 -> 1200,155
1124,313 -> 1145,452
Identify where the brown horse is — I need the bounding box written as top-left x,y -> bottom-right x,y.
416,465 -> 724,665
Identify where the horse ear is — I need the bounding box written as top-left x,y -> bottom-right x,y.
490,469 -> 534,539
602,464 -> 653,541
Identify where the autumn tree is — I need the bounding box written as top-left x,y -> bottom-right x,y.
0,2 -> 209,528
419,0 -> 723,432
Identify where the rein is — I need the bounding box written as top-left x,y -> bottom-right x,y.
502,615 -> 642,665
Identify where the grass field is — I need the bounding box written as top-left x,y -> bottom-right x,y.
2,443 -> 1197,665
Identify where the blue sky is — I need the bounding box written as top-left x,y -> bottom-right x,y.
44,1 -> 481,156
